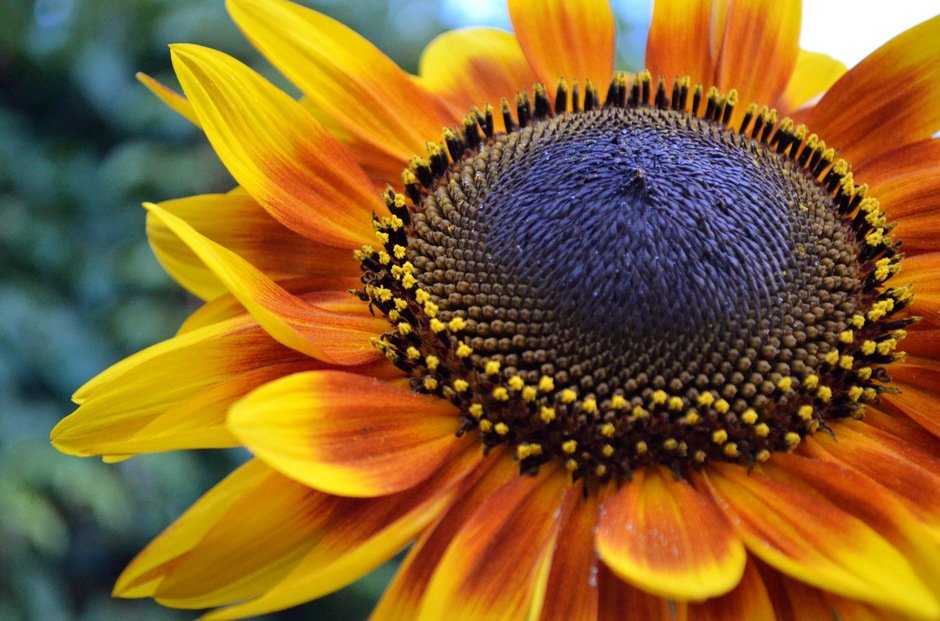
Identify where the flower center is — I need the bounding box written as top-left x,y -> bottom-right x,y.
357,73 -> 913,481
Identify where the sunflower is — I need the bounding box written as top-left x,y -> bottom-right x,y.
52,0 -> 940,619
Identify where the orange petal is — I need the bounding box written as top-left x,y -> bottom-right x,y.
148,190 -> 360,301
135,72 -> 199,127
705,463 -> 938,618
596,467 -> 746,600
145,203 -> 384,365
418,27 -> 537,120
51,313 -> 309,456
597,565 -> 685,621
416,466 -> 569,621
714,0 -> 801,117
536,485 -> 601,621
883,364 -> 940,439
371,452 -> 516,621
169,43 -> 380,248
226,0 -> 454,180
686,559 -> 776,621
900,252 -> 940,325
774,50 -> 846,114
854,140 -> 940,254
757,564 -> 835,621
801,15 -> 940,167
508,0 -> 615,91
228,370 -> 459,497
645,0 -> 714,91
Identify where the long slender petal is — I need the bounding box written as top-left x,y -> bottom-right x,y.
148,190 -> 359,301
686,559 -> 776,621
597,566 -> 686,621
416,467 -> 569,621
899,252 -> 940,325
226,0 -> 455,180
596,467 -> 746,600
801,15 -> 940,166
705,463 -> 939,618
508,0 -> 615,91
170,43 -> 381,248
645,0 -> 714,91
145,203 -> 384,365
52,313 -> 308,456
371,452 -> 516,621
136,72 -> 199,127
714,0 -> 800,115
229,370 -> 460,497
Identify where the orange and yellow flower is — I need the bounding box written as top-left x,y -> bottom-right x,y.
53,1 -> 940,619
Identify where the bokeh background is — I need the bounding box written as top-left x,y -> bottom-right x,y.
0,1 -> 935,619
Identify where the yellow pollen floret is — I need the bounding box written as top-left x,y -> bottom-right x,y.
756,450 -> 771,462
540,406 -> 556,423
857,367 -> 873,380
877,339 -> 898,355
507,376 -> 524,391
711,429 -> 728,445
697,392 -> 715,407
396,322 -> 412,335
453,379 -> 469,393
377,251 -> 391,265
684,411 -> 701,425
802,374 -> 819,390
594,464 -> 608,477
777,377 -> 793,392
851,314 -> 866,329
839,355 -> 855,370
425,355 -> 440,370
478,419 -> 492,432
754,423 -> 770,437
723,443 -> 739,458
448,317 -> 466,332
817,385 -> 833,402
388,310 -> 400,322
492,387 -> 509,401
484,360 -> 500,375
784,432 -> 801,449
456,343 -> 473,358
863,387 -> 878,401
600,422 -> 616,438
423,377 -> 438,390
797,405 -> 814,421
602,444 -> 615,457
668,396 -> 684,411
610,394 -> 627,409
867,299 -> 894,321
538,376 -> 555,392
562,440 -> 578,454
468,403 -> 483,418
494,422 -> 509,436
560,389 -> 578,404
394,298 -> 408,310
824,350 -> 840,365
663,438 -> 678,451
516,443 -> 542,459
581,397 -> 598,413
741,409 -> 758,425
865,229 -> 884,246
522,386 -> 538,402
848,386 -> 864,402
839,330 -> 854,344
393,244 -> 407,259
714,399 -> 730,414
566,459 -> 579,472
651,390 -> 668,405
429,318 -> 445,333
635,441 -> 648,454
694,450 -> 707,463
861,340 -> 877,355
423,301 -> 439,318
406,346 -> 421,360
401,273 -> 417,289
415,289 -> 430,304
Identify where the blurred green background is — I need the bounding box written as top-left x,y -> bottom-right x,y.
0,1 -> 648,619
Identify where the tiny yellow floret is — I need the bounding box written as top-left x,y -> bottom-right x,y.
651,390 -> 668,405
668,396 -> 684,411
448,317 -> 466,332
663,438 -> 678,451
453,379 -> 469,393
610,394 -> 627,409
425,355 -> 440,370
754,423 -> 770,437
562,440 -> 578,454
714,399 -> 730,414
494,422 -> 509,436
492,387 -> 509,401
540,406 -> 556,423
784,432 -> 801,448
600,422 -> 616,438
507,376 -> 524,391
468,403 -> 483,418
538,375 -> 555,392
560,388 -> 577,404
816,385 -> 832,402
635,441 -> 648,454
697,392 -> 715,407
797,405 -> 814,421
711,429 -> 728,444
456,343 -> 473,358
741,409 -> 758,425
581,397 -> 598,413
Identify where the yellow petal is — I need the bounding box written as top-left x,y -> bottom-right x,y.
226,0 -> 454,180
774,50 -> 846,114
145,202 -> 383,365
147,190 -> 359,301
170,43 -> 380,248
596,467 -> 746,600
136,72 -> 200,127
418,27 -> 537,121
228,370 -> 460,497
508,0 -> 615,90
